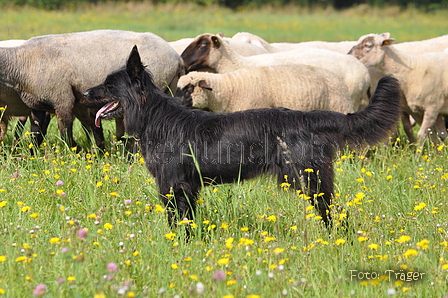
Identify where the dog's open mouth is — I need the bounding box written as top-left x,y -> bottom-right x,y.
95,101 -> 120,127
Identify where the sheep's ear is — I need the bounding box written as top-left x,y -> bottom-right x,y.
382,38 -> 395,46
127,45 -> 144,79
198,80 -> 212,91
216,32 -> 224,38
211,36 -> 221,48
380,32 -> 391,39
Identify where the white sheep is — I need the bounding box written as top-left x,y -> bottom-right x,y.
181,33 -> 370,111
176,65 -> 353,114
232,32 -> 357,54
349,32 -> 448,143
0,30 -> 183,149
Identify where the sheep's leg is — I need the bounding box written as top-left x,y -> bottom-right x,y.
0,117 -> 8,141
401,111 -> 416,143
55,109 -> 78,149
417,109 -> 440,144
434,115 -> 447,141
73,107 -> 105,150
13,116 -> 28,140
30,110 -> 51,148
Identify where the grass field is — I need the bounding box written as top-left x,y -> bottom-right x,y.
1,2 -> 448,297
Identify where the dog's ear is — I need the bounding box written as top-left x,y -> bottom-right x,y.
127,45 -> 144,79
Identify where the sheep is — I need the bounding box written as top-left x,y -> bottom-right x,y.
357,34 -> 448,143
232,32 -> 356,54
170,34 -> 268,56
0,29 -> 183,149
349,32 -> 448,143
176,65 -> 353,114
0,39 -> 30,141
181,33 -> 370,111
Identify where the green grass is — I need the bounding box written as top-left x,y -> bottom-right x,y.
1,121 -> 448,297
1,2 -> 448,297
0,2 -> 447,42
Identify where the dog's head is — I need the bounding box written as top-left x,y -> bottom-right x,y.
84,45 -> 147,128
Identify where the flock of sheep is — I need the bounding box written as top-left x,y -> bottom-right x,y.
0,29 -> 447,150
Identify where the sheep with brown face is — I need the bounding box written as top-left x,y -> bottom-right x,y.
169,34 -> 268,56
176,65 -> 353,114
181,33 -> 370,111
349,33 -> 448,143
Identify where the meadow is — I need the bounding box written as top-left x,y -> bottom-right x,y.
1,2 -> 448,297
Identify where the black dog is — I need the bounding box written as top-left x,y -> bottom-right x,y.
84,46 -> 401,229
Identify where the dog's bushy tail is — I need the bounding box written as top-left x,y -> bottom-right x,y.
344,76 -> 401,148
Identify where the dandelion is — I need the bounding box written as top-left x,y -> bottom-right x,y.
49,237 -> 60,244
0,256 -> 6,262
104,223 -> 113,230
165,232 -> 176,240
368,244 -> 379,250
395,235 -> 411,243
225,238 -> 234,249
218,258 -> 229,265
417,239 -> 430,250
21,206 -> 31,212
358,236 -> 368,242
335,239 -> 346,245
16,256 -> 26,262
267,215 -> 277,222
155,204 -> 165,212
273,248 -> 284,254
414,202 -> 426,211
32,284 -> 46,297
356,178 -> 364,183
404,249 -> 418,258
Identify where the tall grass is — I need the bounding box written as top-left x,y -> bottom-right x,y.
1,3 -> 448,297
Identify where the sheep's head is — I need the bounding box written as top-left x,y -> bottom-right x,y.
348,33 -> 395,68
181,33 -> 224,73
175,74 -> 213,110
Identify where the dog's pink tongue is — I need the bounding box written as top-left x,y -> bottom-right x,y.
95,101 -> 117,127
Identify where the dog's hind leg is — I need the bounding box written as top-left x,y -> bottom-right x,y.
281,157 -> 334,229
159,182 -> 199,228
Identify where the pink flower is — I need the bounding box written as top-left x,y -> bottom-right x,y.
33,284 -> 46,296
107,262 -> 118,273
213,269 -> 226,281
77,229 -> 88,241
124,199 -> 132,205
56,180 -> 64,186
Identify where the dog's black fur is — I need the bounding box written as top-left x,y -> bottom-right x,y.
84,46 -> 401,228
